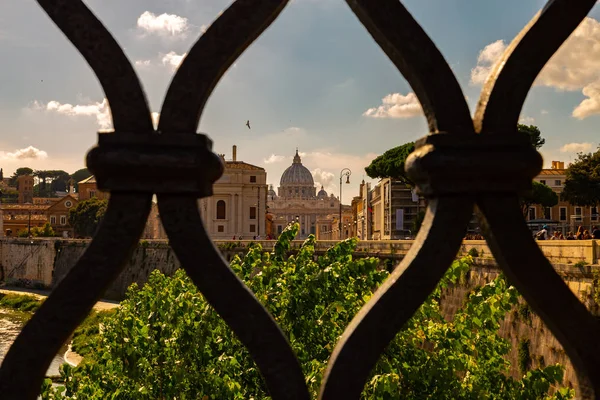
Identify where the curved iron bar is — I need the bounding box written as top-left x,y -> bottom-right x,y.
157,0 -> 309,398
157,196 -> 310,400
344,0 -> 473,134
320,0 -> 476,397
36,0 -> 153,132
0,1 -> 154,398
0,195 -> 152,399
320,199 -> 474,398
473,0 -> 600,394
478,196 -> 600,394
474,0 -> 595,133
158,0 -> 289,132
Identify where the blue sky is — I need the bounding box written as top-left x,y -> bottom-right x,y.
1,0 -> 600,203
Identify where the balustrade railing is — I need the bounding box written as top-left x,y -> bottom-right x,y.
1,0 -> 600,398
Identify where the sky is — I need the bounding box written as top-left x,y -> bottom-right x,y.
1,0 -> 600,203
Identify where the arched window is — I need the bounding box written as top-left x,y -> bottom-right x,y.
216,200 -> 226,219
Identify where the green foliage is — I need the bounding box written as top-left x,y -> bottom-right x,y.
467,248 -> 479,258
70,168 -> 92,191
518,124 -> 545,150
518,339 -> 532,375
365,142 -> 415,185
68,198 -> 108,238
561,148 -> 600,206
42,230 -> 573,399
517,303 -> 532,325
573,261 -> 588,269
0,293 -> 43,312
71,310 -> 116,357
9,167 -> 33,187
20,222 -> 56,238
521,181 -> 559,216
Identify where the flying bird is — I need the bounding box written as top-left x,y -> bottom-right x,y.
246,120 -> 251,129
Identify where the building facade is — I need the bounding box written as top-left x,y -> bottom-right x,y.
267,150 -> 351,240
530,161 -> 599,233
17,175 -> 34,204
198,145 -> 268,239
78,176 -> 109,201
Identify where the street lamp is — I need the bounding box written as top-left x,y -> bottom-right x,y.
361,215 -> 365,240
339,168 -> 351,239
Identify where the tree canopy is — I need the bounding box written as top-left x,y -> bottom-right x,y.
43,225 -> 572,399
561,149 -> 600,206
70,168 -> 92,190
9,167 -> 33,187
68,198 -> 108,238
521,181 -> 559,217
364,125 -> 543,184
364,142 -> 415,185
518,124 -> 545,150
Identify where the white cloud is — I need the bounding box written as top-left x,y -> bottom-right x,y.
363,92 -> 422,119
470,40 -> 507,85
519,115 -> 535,124
311,168 -> 335,190
560,142 -> 593,153
135,59 -> 151,67
0,146 -> 48,161
541,109 -> 549,115
137,11 -> 189,36
33,98 -> 112,129
30,99 -> 162,130
472,18 -> 600,119
162,51 -> 187,71
263,154 -> 286,164
200,24 -> 208,34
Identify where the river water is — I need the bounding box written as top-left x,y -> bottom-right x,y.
0,308 -> 66,377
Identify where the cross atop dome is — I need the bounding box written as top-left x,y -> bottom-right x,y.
293,148 -> 302,164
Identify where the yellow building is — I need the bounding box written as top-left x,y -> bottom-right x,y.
530,161 -> 598,233
78,176 -> 109,201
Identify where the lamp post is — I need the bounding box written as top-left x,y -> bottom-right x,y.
339,168 -> 351,240
27,208 -> 32,238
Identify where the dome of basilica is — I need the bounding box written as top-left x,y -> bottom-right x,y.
317,186 -> 328,198
280,150 -> 314,186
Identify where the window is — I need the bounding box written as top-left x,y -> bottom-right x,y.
50,216 -> 56,225
277,225 -> 283,234
528,207 -> 536,221
89,190 -> 96,198
592,207 -> 599,222
544,207 -> 551,220
217,225 -> 224,232
322,225 -> 327,232
250,224 -> 256,233
250,206 -> 256,220
301,229 -> 305,235
216,200 -> 226,219
540,180 -> 546,185
250,175 -> 256,183
555,180 -> 562,186
60,215 -> 67,225
310,226 -> 315,235
64,200 -> 73,208
330,203 -> 334,208
559,207 -> 567,221
575,207 -> 582,222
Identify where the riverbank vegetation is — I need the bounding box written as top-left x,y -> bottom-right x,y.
0,292 -> 43,312
41,224 -> 573,399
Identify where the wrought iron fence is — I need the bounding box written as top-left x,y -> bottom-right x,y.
2,0 -> 600,398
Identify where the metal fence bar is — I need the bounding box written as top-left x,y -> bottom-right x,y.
1,0 -> 599,398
